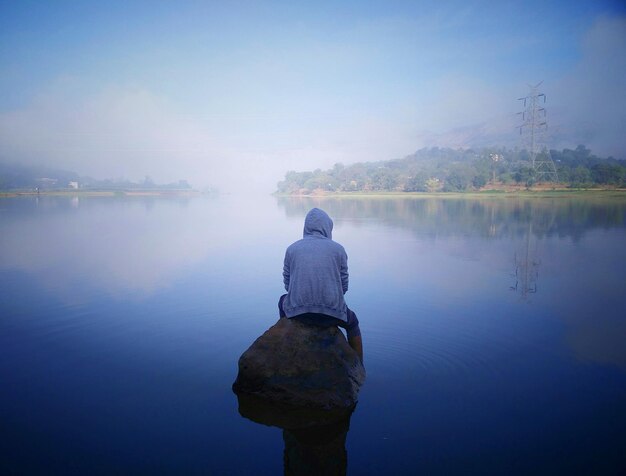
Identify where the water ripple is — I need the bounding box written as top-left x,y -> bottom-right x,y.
365,315 -> 533,378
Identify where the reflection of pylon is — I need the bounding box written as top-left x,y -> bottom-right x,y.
517,82 -> 558,182
511,221 -> 540,300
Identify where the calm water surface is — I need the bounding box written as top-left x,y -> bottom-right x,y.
1,194 -> 625,474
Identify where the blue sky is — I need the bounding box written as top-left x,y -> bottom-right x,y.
1,0 -> 625,190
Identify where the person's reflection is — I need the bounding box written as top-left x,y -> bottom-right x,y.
236,394 -> 354,476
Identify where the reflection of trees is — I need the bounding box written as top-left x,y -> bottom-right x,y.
276,196 -> 626,241
1,194 -> 192,219
236,394 -> 353,476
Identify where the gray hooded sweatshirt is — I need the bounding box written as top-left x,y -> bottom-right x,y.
282,208 -> 349,322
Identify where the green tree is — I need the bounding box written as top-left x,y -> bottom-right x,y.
514,166 -> 535,187
592,163 -> 624,185
472,174 -> 488,189
444,164 -> 473,191
570,166 -> 592,186
404,171 -> 428,192
369,169 -> 398,191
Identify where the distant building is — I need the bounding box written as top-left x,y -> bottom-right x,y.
68,181 -> 79,189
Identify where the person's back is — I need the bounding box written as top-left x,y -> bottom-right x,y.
282,208 -> 348,321
279,208 -> 363,362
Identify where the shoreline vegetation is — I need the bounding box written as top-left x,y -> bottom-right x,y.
0,162 -> 203,196
0,189 -> 203,198
276,145 -> 626,196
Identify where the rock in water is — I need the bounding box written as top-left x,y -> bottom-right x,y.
232,317 -> 365,409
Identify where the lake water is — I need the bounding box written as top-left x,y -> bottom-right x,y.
1,193 -> 625,474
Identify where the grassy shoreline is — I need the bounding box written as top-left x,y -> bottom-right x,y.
273,188 -> 626,199
3,188 -> 625,199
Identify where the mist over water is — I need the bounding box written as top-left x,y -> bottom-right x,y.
1,194 -> 625,474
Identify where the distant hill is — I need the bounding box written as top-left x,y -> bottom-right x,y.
276,145 -> 626,193
0,162 -> 192,191
0,163 -> 80,190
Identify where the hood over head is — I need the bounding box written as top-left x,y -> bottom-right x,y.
303,208 -> 333,239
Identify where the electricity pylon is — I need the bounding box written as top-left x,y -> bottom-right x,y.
517,82 -> 558,182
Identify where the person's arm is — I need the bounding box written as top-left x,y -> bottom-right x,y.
283,250 -> 290,291
340,251 -> 349,294
348,335 -> 363,363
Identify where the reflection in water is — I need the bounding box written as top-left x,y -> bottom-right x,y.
277,194 -> 626,369
0,195 -> 232,299
511,221 -> 540,300
276,194 -> 625,240
1,193 -> 626,473
236,394 -> 353,476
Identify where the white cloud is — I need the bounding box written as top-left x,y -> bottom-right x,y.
550,15 -> 626,156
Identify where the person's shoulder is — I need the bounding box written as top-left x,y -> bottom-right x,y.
286,239 -> 306,252
330,239 -> 347,255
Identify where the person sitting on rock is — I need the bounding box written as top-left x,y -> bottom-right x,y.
279,207 -> 363,362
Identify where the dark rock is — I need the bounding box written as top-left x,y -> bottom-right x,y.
232,317 -> 365,409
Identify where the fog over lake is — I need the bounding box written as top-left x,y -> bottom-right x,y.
1,194 -> 625,474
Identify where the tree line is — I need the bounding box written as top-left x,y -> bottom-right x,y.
0,162 -> 192,191
276,145 -> 626,194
